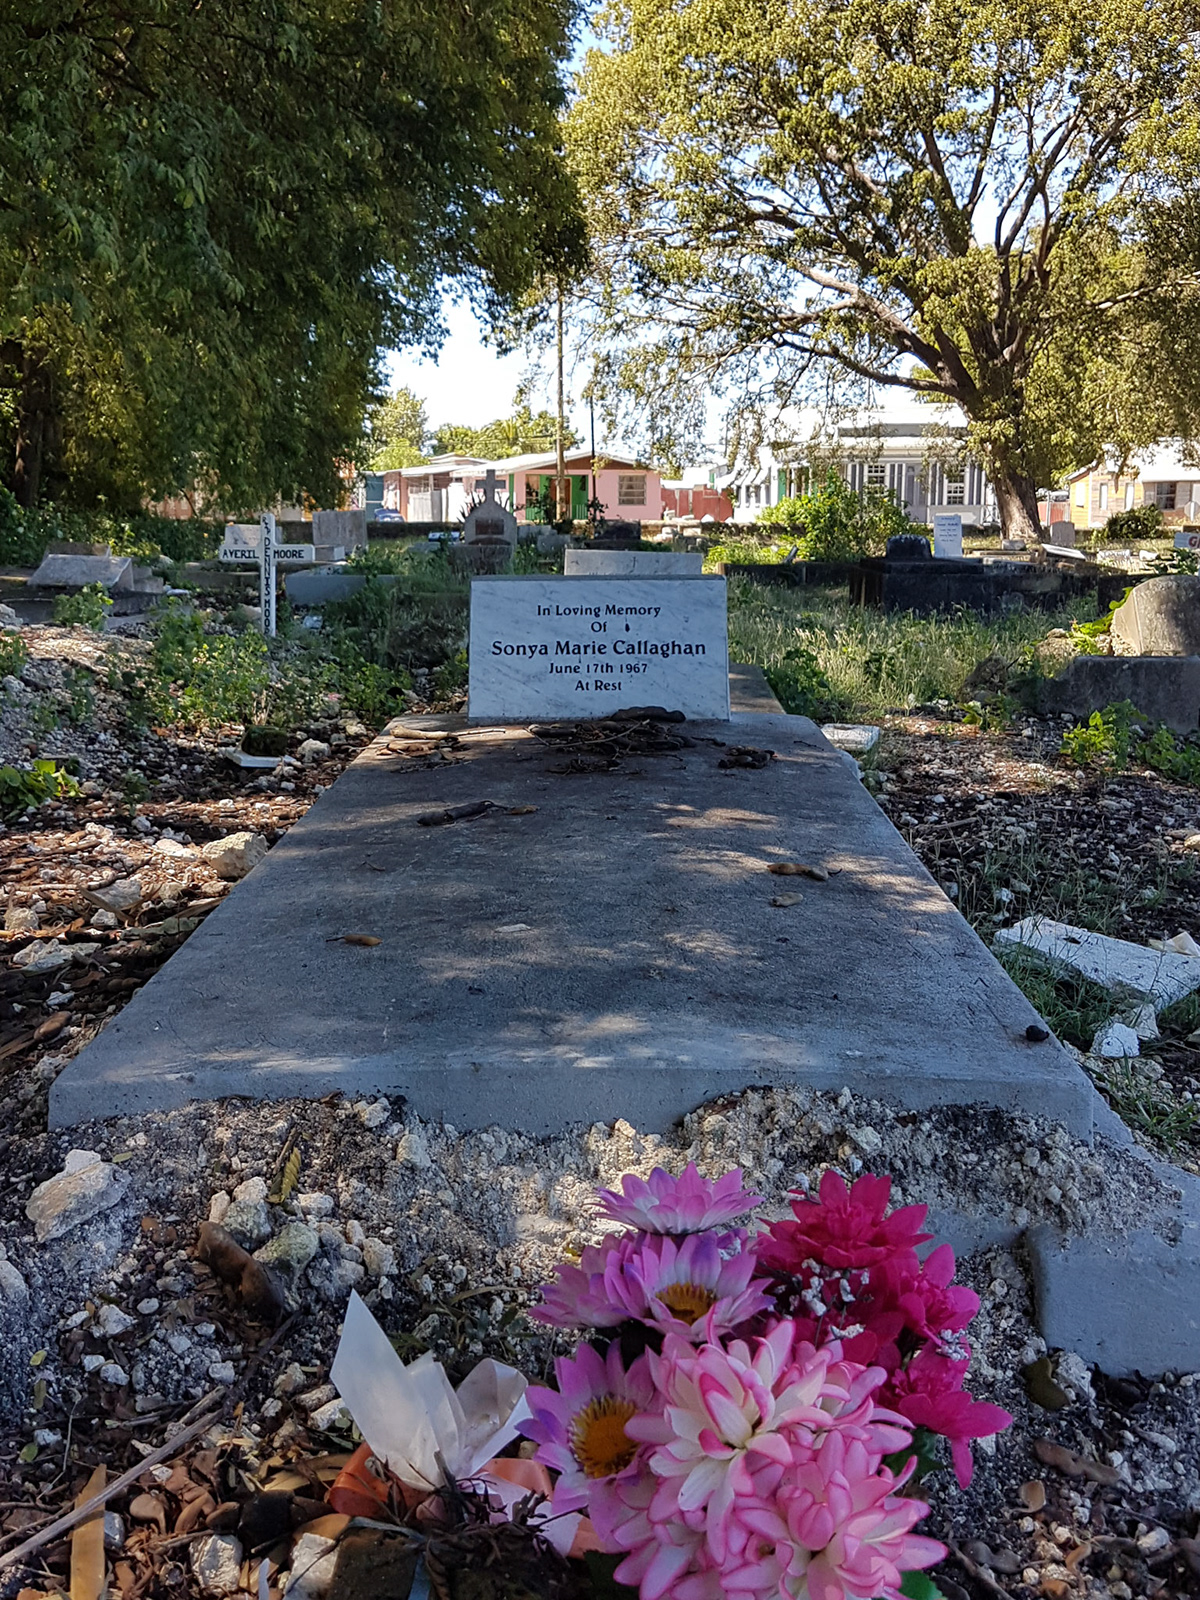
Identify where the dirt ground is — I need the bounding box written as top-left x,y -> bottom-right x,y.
1,622 -> 1199,1600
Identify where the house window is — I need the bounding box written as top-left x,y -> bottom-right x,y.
1074,483 -> 1086,507
1154,482 -> 1177,510
944,468 -> 966,505
618,474 -> 646,505
866,461 -> 886,488
1125,482 -> 1135,509
409,475 -> 430,495
1099,482 -> 1108,511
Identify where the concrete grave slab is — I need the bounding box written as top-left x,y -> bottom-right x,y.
1037,654 -> 1200,734
564,549 -> 704,576
51,710 -> 1096,1136
468,575 -> 731,722
29,554 -> 134,592
995,915 -> 1200,1008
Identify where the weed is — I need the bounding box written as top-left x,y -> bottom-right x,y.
763,646 -> 837,719
64,668 -> 94,725
960,696 -> 1018,732
1092,1060 -> 1200,1155
29,699 -> 59,734
727,583 -> 1098,719
1060,701 -> 1200,786
992,949 -> 1117,1050
118,769 -> 151,812
0,759 -> 80,817
0,631 -> 27,678
431,649 -> 468,700
53,583 -> 113,630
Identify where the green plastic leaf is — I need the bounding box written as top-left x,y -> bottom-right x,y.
31,1378 -> 47,1410
29,1349 -> 47,1367
900,1572 -> 946,1600
18,1442 -> 38,1463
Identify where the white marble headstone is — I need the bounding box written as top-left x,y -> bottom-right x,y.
932,513 -> 963,559
468,575 -> 730,721
564,548 -> 703,576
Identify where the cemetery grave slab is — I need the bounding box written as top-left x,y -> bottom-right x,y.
50,709 -> 1097,1135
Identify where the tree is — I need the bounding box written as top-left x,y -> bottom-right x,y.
568,0 -> 1200,538
368,388 -> 430,470
430,399 -> 575,458
0,0 -> 581,511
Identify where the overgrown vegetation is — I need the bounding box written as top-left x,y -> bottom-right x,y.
1060,701 -> 1200,786
52,583 -> 112,630
727,583 -> 1097,718
756,473 -> 916,560
0,492 -> 221,568
0,759 -> 80,817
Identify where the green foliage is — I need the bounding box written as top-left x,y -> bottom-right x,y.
0,490 -> 220,567
568,0 -> 1200,538
0,0 -> 581,513
0,630 -> 26,677
118,769 -> 151,812
367,387 -> 430,469
1094,1060 -> 1200,1155
1060,701 -> 1141,768
0,759 -> 80,817
53,583 -> 112,630
764,646 -> 837,718
899,1571 -> 947,1600
431,401 -> 577,460
757,495 -> 809,530
63,668 -> 94,725
1102,504 -> 1165,543
728,581 -> 1097,718
783,475 -> 915,561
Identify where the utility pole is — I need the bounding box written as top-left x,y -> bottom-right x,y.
555,281 -> 567,523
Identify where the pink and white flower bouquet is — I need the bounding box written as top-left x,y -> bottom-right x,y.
521,1164 -> 1011,1600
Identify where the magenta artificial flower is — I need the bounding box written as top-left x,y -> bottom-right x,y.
757,1170 -> 932,1277
886,1347 -> 1013,1488
597,1163 -> 764,1236
522,1339 -> 656,1514
896,1243 -> 980,1356
532,1230 -> 772,1341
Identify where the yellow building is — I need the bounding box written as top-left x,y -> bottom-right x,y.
1065,445 -> 1200,530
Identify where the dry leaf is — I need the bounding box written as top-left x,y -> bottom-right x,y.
770,894 -> 803,907
506,806 -> 538,816
1064,1542 -> 1092,1572
326,935 -> 381,947
70,1466 -> 107,1600
1020,1480 -> 1047,1512
767,862 -> 828,880
174,1493 -> 217,1535
128,1493 -> 167,1534
196,1222 -> 285,1321
275,1148 -> 301,1204
1033,1438 -> 1119,1485
291,1514 -> 351,1543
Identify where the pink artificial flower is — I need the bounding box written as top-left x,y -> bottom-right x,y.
597,1163 -> 764,1236
627,1324 -> 855,1564
521,1340 -> 656,1513
896,1243 -> 980,1357
886,1347 -> 1013,1488
757,1170 -> 932,1275
533,1231 -> 771,1341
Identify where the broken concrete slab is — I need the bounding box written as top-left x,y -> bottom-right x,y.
1037,654 -> 1200,734
995,915 -> 1200,1008
29,554 -> 134,592
51,710 -> 1096,1135
312,509 -> 367,548
819,724 -> 881,754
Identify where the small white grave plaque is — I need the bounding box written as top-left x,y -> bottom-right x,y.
468,576 -> 730,721
219,523 -> 262,562
932,513 -> 963,559
564,549 -> 703,576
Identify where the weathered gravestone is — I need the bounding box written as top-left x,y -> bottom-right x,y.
460,470 -> 518,569
29,553 -> 134,592
932,513 -> 964,560
468,574 -> 730,721
1110,574 -> 1200,656
564,548 -> 704,576
312,508 -> 367,549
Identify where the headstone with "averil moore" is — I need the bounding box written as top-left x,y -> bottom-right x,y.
468,575 -> 730,721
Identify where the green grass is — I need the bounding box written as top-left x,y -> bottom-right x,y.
726,582 -> 1100,719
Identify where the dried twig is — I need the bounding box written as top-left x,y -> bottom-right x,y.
0,1410 -> 219,1571
949,1540 -> 1014,1599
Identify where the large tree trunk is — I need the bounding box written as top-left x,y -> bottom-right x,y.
990,468 -> 1042,543
13,350 -> 55,508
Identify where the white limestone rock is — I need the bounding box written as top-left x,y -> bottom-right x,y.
202,831 -> 268,880
26,1150 -> 131,1243
190,1534 -> 244,1597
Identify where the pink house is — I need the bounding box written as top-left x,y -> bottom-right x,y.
488,449 -> 663,524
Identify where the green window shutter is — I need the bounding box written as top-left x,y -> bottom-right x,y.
777,468 -> 787,501
571,475 -> 588,518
